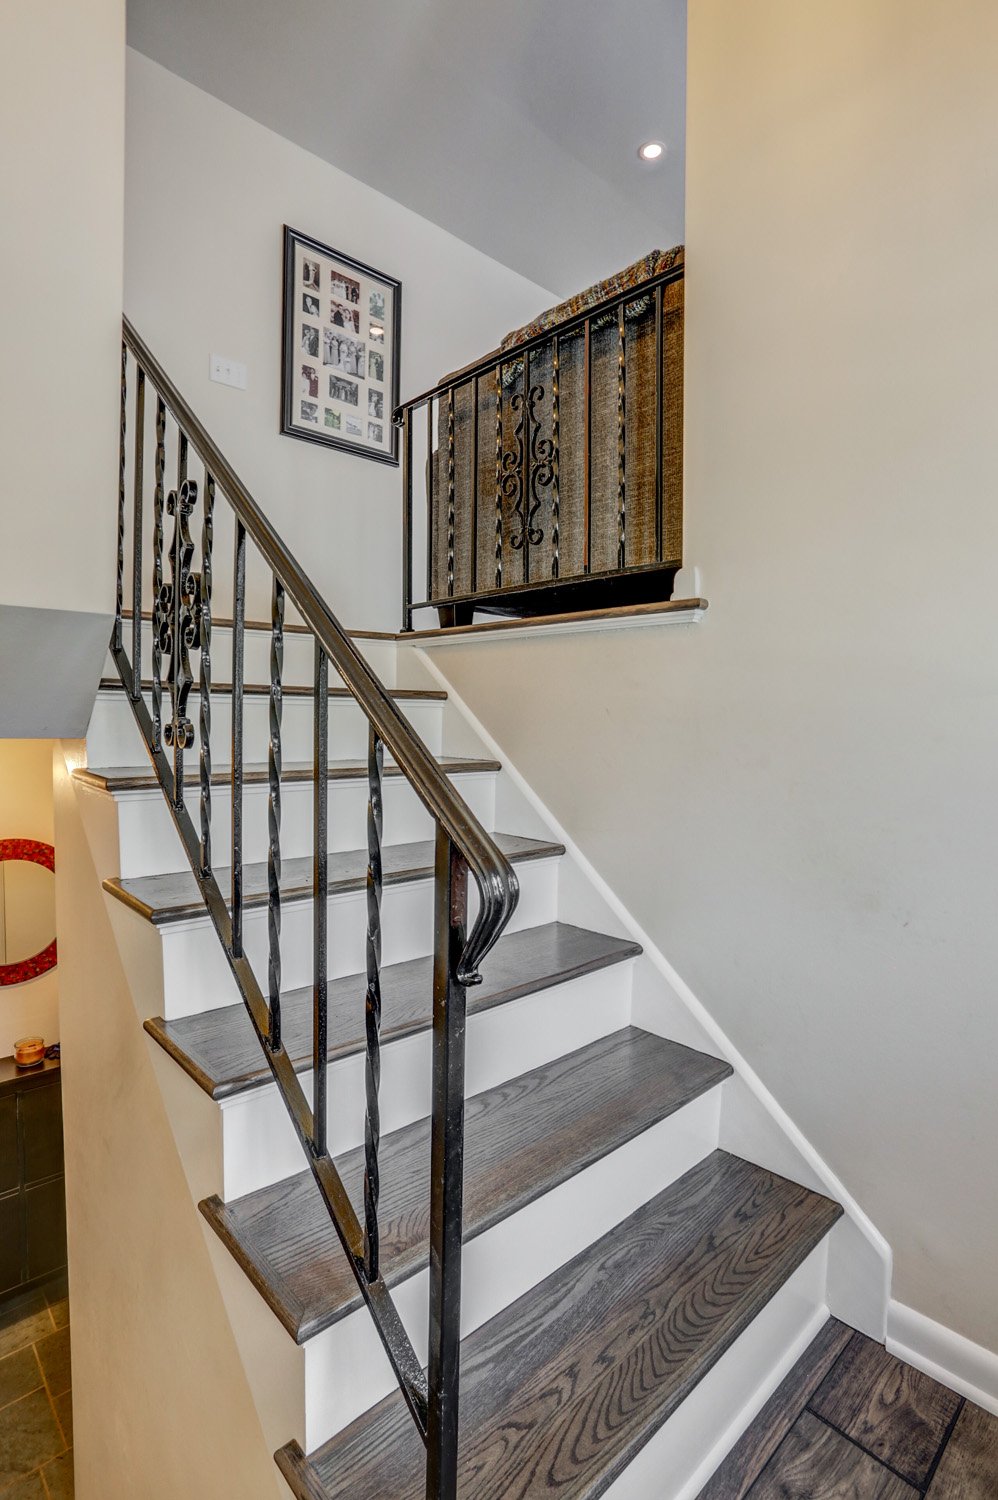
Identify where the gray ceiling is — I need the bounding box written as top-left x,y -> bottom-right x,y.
126,0 -> 686,295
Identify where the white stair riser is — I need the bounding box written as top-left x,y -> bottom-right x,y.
86,689 -> 444,767
156,856 -> 560,1019
301,1087 -> 721,1451
220,961 -> 635,1201
107,629 -> 398,689
113,771 -> 497,879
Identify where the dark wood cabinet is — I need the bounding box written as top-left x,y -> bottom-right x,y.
0,1057 -> 66,1300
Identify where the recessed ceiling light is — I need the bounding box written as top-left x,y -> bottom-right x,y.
638,141 -> 665,162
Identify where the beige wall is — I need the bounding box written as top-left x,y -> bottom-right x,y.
429,1 -> 998,1353
0,1 -> 125,735
0,742 -> 59,1055
125,52 -> 556,631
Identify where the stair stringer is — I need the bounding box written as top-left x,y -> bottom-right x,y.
53,743 -> 291,1500
403,644 -> 893,1345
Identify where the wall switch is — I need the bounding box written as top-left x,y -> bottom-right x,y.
209,353 -> 247,390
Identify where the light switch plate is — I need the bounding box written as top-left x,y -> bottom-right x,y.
209,353 -> 247,390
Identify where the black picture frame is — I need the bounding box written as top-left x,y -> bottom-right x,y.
281,225 -> 401,466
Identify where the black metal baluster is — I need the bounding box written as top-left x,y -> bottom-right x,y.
169,436 -> 191,805
313,642 -> 329,1155
402,410 -> 413,632
617,304 -> 626,569
231,521 -> 246,956
131,368 -> 145,700
268,575 -> 285,1051
364,725 -> 384,1280
425,827 -> 469,1500
494,365 -> 503,589
551,337 -> 560,579
114,342 -> 127,652
446,388 -> 455,599
470,377 -> 479,595
150,398 -> 167,750
426,399 -> 434,604
522,349 -> 531,584
198,473 -> 214,875
583,320 -> 592,574
654,283 -> 664,561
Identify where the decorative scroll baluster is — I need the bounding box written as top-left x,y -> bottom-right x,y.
502,385 -> 526,556
364,726 -> 384,1280
268,576 -> 285,1052
115,342 -> 127,651
160,432 -> 197,807
617,304 -> 627,569
198,473 -> 214,874
654,283 -> 664,561
551,337 -> 560,579
426,828 -> 469,1500
494,366 -> 503,588
150,398 -> 167,750
231,521 -> 246,957
131,369 -> 145,700
313,644 -> 329,1155
446,389 -> 455,598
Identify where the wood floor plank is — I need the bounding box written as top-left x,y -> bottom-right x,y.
925,1402 -> 998,1497
747,1412 -> 919,1499
75,754 -> 499,793
106,830 -> 564,924
145,922 -> 641,1099
698,1318 -> 855,1498
809,1332 -> 962,1486
202,1027 -> 732,1341
278,1151 -> 842,1500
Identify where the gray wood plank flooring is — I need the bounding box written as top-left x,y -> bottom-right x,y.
145,922 -> 641,1099
106,831 -> 564,923
925,1401 -> 998,1496
747,1411 -> 918,1499
200,1026 -> 732,1341
278,1150 -> 842,1500
75,755 -> 499,792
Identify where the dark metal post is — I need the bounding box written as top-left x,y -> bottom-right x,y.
312,643 -> 329,1155
494,366 -> 503,589
170,436 -> 189,804
446,388 -> 455,598
654,283 -> 664,561
364,727 -> 385,1280
115,341 -> 127,652
425,826 -> 469,1500
131,368 -> 145,698
522,349 -> 530,585
583,320 -> 592,573
401,410 -> 413,632
150,398 -> 166,750
551,337 -> 560,580
426,398 -> 435,604
470,377 -> 479,595
231,520 -> 246,956
617,304 -> 627,570
198,474 -> 214,875
268,575 -> 285,1051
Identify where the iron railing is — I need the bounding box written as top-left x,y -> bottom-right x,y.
113,318 -> 519,1497
393,258 -> 685,630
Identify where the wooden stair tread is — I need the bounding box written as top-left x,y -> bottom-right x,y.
201,1027 -> 732,1342
106,831 -> 563,925
98,676 -> 444,700
145,922 -> 640,1100
277,1150 -> 843,1500
76,754 -> 499,793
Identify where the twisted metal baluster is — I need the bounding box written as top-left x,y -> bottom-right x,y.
130,369 -> 145,701
198,473 -> 215,875
312,643 -> 329,1155
163,469 -> 197,808
364,726 -> 384,1279
617,304 -> 627,569
114,342 -> 127,651
494,365 -> 503,588
150,398 -> 167,751
446,388 -> 455,597
268,576 -> 285,1052
551,337 -> 560,579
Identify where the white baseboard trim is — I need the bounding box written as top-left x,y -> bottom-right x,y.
888,1301 -> 998,1415
414,644 -> 892,1336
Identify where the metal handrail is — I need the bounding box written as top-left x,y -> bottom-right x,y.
122,318 -> 518,984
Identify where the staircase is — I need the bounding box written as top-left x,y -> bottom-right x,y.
71,322 -> 882,1497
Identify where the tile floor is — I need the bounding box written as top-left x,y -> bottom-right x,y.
0,1279 -> 72,1498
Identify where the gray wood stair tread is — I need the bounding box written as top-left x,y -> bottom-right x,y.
106,831 -> 563,924
277,1150 -> 843,1500
200,1027 -> 732,1342
98,675 -> 445,700
76,754 -> 499,793
145,922 -> 640,1100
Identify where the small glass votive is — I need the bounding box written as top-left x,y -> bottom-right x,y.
13,1037 -> 46,1068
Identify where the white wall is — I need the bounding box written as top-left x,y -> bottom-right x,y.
124,51 -> 556,631
0,1 -> 124,735
426,1 -> 998,1356
0,742 -> 59,1056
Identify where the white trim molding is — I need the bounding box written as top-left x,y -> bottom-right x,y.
888,1301 -> 998,1415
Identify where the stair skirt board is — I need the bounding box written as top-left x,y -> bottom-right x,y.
112,854 -> 561,1022
217,961 -> 637,1201
97,765 -> 498,879
86,683 -> 446,765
